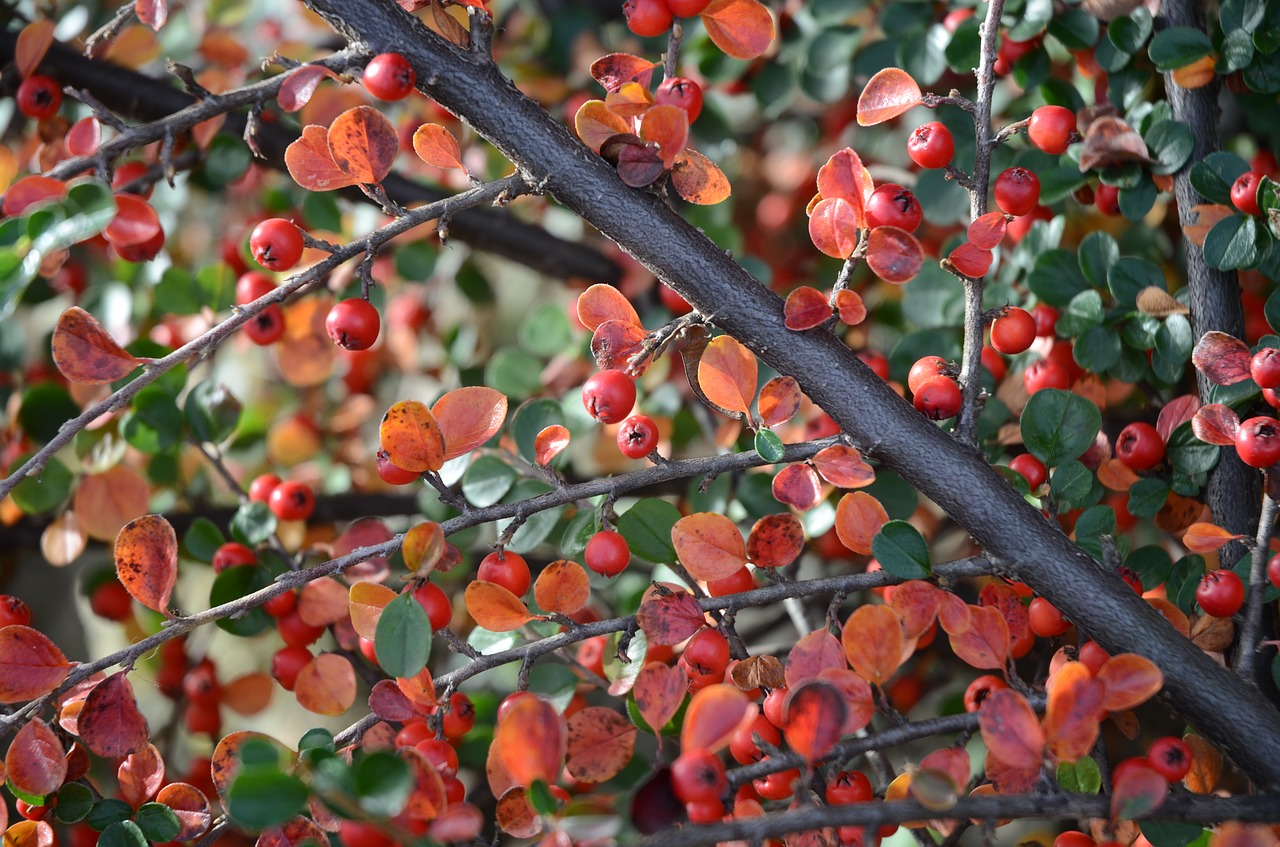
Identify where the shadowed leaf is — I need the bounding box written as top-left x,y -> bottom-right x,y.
842,604 -> 904,685
867,225 -> 924,283
295,653 -> 357,716
640,106 -> 688,169
1096,653 -> 1164,711
348,582 -> 397,641
495,695 -> 566,787
328,106 -> 397,183
566,707 -> 637,783
672,512 -> 748,582
52,307 -> 143,385
403,521 -> 446,577
682,683 -> 752,752
155,783 -> 211,842
278,65 -> 338,112
636,591 -> 705,645
6,719 -> 66,798
783,680 -> 847,762
978,689 -> 1044,770
590,53 -> 657,93
758,376 -> 801,427
1111,760 -> 1168,820
79,671 -> 149,757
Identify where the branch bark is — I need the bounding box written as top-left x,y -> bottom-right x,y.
304,0 -> 1280,789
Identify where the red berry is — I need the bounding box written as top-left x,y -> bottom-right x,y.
1028,596 -> 1070,637
1147,736 -> 1193,782
1231,170 -> 1264,216
243,307 -> 284,346
963,674 -> 1007,712
262,590 -> 297,618
1009,453 -> 1047,489
1095,183 -> 1121,216
441,691 -> 476,738
913,376 -> 961,420
325,298 -> 381,350
623,0 -> 673,37
981,345 -> 1007,381
269,480 -> 316,521
185,699 -> 221,735
396,719 -> 432,748
1268,553 -> 1280,590
412,582 -> 452,631
387,293 -> 432,332
1115,422 -> 1165,471
1023,359 -> 1070,394
211,542 -> 257,573
0,595 -> 32,628
1251,348 -> 1280,389
1031,303 -> 1059,337
762,686 -> 788,727
1053,833 -> 1096,847
376,449 -> 420,485
729,713 -> 780,764
1118,566 -> 1144,595
236,271 -> 276,305
707,566 -> 754,597
994,167 -> 1041,216
907,355 -> 949,393
865,184 -> 923,232
671,748 -> 726,803
907,121 -> 955,169
478,550 -> 532,597
338,821 -> 394,847
90,580 -> 133,622
617,414 -> 659,459
249,473 -> 281,503
1077,642 -> 1108,675
363,53 -> 416,101
990,307 -> 1036,355
584,530 -> 630,577
826,770 -> 873,805
1235,416 -> 1280,468
250,219 -> 304,272
1027,105 -> 1076,155
1196,569 -> 1245,617
857,350 -> 890,380
682,627 -> 730,676
183,657 -> 221,704
115,226 -> 165,263
655,77 -> 703,123
582,370 -> 637,424
686,799 -> 724,824
753,767 -> 800,800
666,0 -> 710,15
277,608 -> 325,648
15,800 -> 50,821
415,738 -> 459,775
17,75 -> 62,119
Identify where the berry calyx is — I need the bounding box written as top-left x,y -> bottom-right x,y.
1115,422 -> 1165,471
994,167 -> 1041,216
1027,105 -> 1076,155
582,370 -> 637,424
655,77 -> 703,123
326,298 -> 381,351
1195,569 -> 1245,618
363,53 -> 416,101
906,121 -> 955,169
249,219 -> 305,272
617,414 -> 659,459
17,75 -> 62,119
1231,171 -> 1263,216
584,529 -> 630,577
376,449 -> 420,485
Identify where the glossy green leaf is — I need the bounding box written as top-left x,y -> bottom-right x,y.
230,500 -> 277,546
1021,389 -> 1102,466
374,592 -> 432,679
183,517 -> 225,563
871,520 -> 931,579
87,798 -> 134,832
135,803 -> 181,843
754,428 -> 785,462
1148,26 -> 1213,71
97,820 -> 148,847
54,783 -> 93,824
1057,756 -> 1102,793
1127,478 -> 1170,518
227,770 -> 307,829
1189,152 -> 1250,206
461,454 -> 517,507
209,566 -> 272,636
617,498 -> 681,563
185,381 -> 242,445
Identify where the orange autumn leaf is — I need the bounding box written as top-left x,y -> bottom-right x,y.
413,123 -> 465,170
808,197 -> 860,259
1182,522 -> 1244,553
1098,458 -> 1141,491
671,512 -> 748,582
771,463 -> 824,511
841,604 -> 905,685
746,513 -> 805,570
671,149 -> 731,205
118,744 -> 164,808
697,335 -> 757,418
640,105 -> 688,169
577,283 -> 641,332
1183,203 -> 1234,248
605,81 -> 654,118
432,386 -> 507,462
978,689 -> 1044,770
76,464 -> 154,544
380,400 -> 446,473
295,653 -> 357,716
220,673 -> 273,716
298,577 -> 349,627
782,680 -> 847,762
464,581 -> 534,632
494,695 -> 566,787
816,148 -> 874,215
857,68 -> 923,126
699,0 -> 775,60
758,376 -> 801,427
813,445 -> 875,489
834,491 -> 889,554
1043,661 -> 1105,762
402,520 -> 446,576
682,683 -> 752,753
52,307 -> 143,385
834,289 -> 867,325
113,514 -> 177,614
533,425 -> 570,465
565,707 -> 637,783
15,20 -> 54,79
348,581 -> 397,641
888,580 -> 942,640
947,604 -> 1010,670
1096,653 -> 1164,711
285,124 -> 360,191
5,821 -> 55,847
590,53 -> 657,93
966,212 -> 1007,249
632,661 -> 686,736
328,105 -> 398,184
574,100 -> 629,152
533,559 -> 591,615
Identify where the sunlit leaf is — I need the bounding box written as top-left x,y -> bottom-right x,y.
856,68 -> 923,126
746,513 -> 804,569
841,604 -> 904,685
589,53 -> 657,93
1044,661 -> 1105,762
402,521 -> 446,577
834,491 -> 889,554
784,286 -> 834,330
1182,523 -> 1245,553
413,123 -> 465,170
5,718 -> 66,798
577,283 -> 641,331
533,425 -> 570,465
640,106 -> 688,169
278,65 -> 338,113
285,125 -> 359,191
135,0 -> 169,29
114,515 -> 177,614
591,319 -> 648,373
495,695 -> 566,787
808,198 -> 860,259
605,82 -> 654,119
298,577 -> 348,627
574,101 -> 630,152
771,463 -> 824,510
697,335 -> 757,417
464,581 -> 534,632
699,0 -> 775,60
432,386 -> 507,462
565,707 -> 637,783
671,512 -> 748,582
155,783 -> 211,841
671,149 -> 732,205
533,559 -> 591,615
682,683 -> 752,753
816,148 -> 873,219
349,581 -> 397,641
1191,331 -> 1253,386
380,400 -> 446,473
813,445 -> 875,488
328,106 -> 397,184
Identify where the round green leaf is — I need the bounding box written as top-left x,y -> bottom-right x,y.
617,498 -> 681,563
87,798 -> 135,832
871,520 -> 931,579
231,500 -> 277,546
183,517 -> 225,563
9,455 -> 73,515
97,820 -> 148,847
1021,389 -> 1102,466
227,770 -> 308,829
353,751 -> 413,817
136,803 -> 182,843
374,591 -> 433,679
55,783 -> 93,824
754,428 -> 785,462
461,454 -> 517,508
209,565 -> 272,636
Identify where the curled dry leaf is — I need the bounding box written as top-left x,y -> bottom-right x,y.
1190,612 -> 1235,653
856,68 -> 923,126
590,53 -> 657,93
114,514 -> 177,614
730,655 -> 785,690
1183,734 -> 1222,793
52,307 -> 143,385
1136,287 -> 1189,317
1078,116 -> 1151,171
1184,204 -> 1234,248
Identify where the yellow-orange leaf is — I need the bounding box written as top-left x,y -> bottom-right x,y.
605,81 -> 654,118
842,604 -> 905,685
834,491 -> 888,554
671,149 -> 731,205
534,425 -> 570,465
681,683 -> 752,753
1182,523 -> 1244,553
1043,661 -> 1105,762
494,695 -> 566,787
574,100 -> 629,152
16,20 -> 54,79
413,123 -> 464,170
640,105 -> 688,169
380,400 -> 446,473
671,512 -> 748,583
51,307 -> 143,385
76,465 -> 150,542
403,520 -> 446,576
1096,653 -> 1164,712
577,283 -> 641,331
697,335 -> 757,418
114,514 -> 177,614
464,581 -> 534,632
349,582 -> 397,640
700,0 -> 775,60
533,559 -> 591,615
220,673 -> 273,716
295,653 -> 357,716
328,105 -> 397,184
857,68 -> 923,126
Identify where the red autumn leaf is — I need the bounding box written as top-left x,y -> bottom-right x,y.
495,695 -> 566,787
771,463 -> 824,510
978,582 -> 1031,655
78,671 -> 149,757
603,134 -> 667,188
15,20 -> 54,79
808,197 -> 860,259
495,788 -> 541,838
118,744 -> 164,808
1111,760 -> 1168,820
285,125 -> 360,191
682,683 -> 752,753
1078,115 -> 1151,171
413,123 -> 465,170
432,386 -> 508,462
815,668 -> 874,733
699,0 -> 775,60
889,580 -> 942,640
51,307 -> 143,385
857,67 -> 923,126
785,630 -> 846,687
135,0 -> 168,29
671,149 -> 732,205
978,689 -> 1045,770
258,817 -> 329,847
918,747 -> 971,797
842,604 -> 905,685
590,53 -> 657,93
834,289 -> 867,325
816,148 -> 874,219
948,604 -> 1010,670
1182,522 -> 1245,553
1192,404 -> 1240,446
295,653 -> 357,716
574,101 -> 630,152
534,559 -> 591,615
1043,661 -> 1105,762
633,661 -> 686,735
746,513 -> 805,569
2,175 -> 66,216
348,582 -> 397,641
984,748 -> 1040,794
966,212 -> 1008,249
578,283 -> 642,331
429,804 -> 484,843
698,335 -> 758,418
0,627 -> 70,704
782,680 -> 847,762
401,748 -> 447,822
113,514 -> 177,614
813,445 -> 875,489
277,65 -> 337,113
834,491 -> 889,554
1096,653 -> 1164,711
380,400 -> 446,473
298,577 -> 348,627
210,732 -> 292,799
640,105 -> 688,169
533,425 -> 570,466
328,105 -> 397,184
402,521 -> 445,577
565,707 -> 637,783
464,581 -> 535,632
395,666 -> 438,713
5,718 -> 66,798
369,678 -> 419,722
866,225 -> 924,284
591,318 -> 648,373
636,591 -> 706,645
1157,394 -> 1201,442
155,783 -> 211,841
784,286 -> 834,331
104,193 -> 161,247
758,376 -> 801,427
671,512 -> 748,582
948,242 -> 994,278
66,117 -> 102,158
937,590 -> 972,634
1191,331 -> 1253,386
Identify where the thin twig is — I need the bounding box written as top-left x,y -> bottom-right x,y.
1235,492 -> 1277,680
